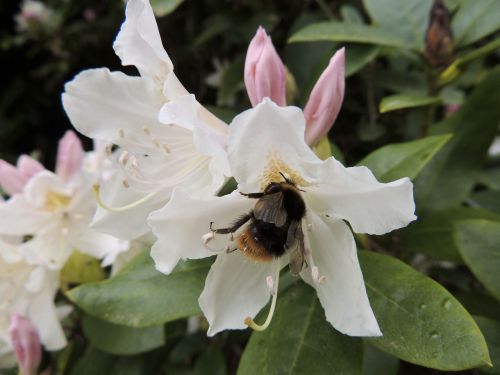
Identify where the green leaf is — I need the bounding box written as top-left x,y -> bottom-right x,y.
362,344 -> 399,375
362,0 -> 433,51
81,314 -> 165,355
455,220 -> 500,302
474,316 -> 500,374
415,66 -> 500,213
469,190 -> 500,214
346,44 -> 380,77
150,0 -> 185,17
237,283 -> 362,375
480,167 -> 500,191
379,94 -> 442,113
289,21 -> 408,48
358,134 -> 452,182
67,251 -> 211,327
400,207 -> 500,262
457,292 -> 500,321
360,251 -> 491,370
60,251 -> 105,285
69,348 -> 166,375
194,346 -> 227,375
452,0 -> 500,47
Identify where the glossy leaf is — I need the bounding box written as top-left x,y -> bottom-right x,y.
400,207 -> 500,262
346,44 -> 380,77
81,314 -> 165,355
362,344 -> 399,375
60,251 -> 105,285
238,283 -> 362,375
452,0 -> 500,47
362,0 -> 433,51
360,251 -> 491,370
67,251 -> 211,327
469,190 -> 500,214
474,316 -> 500,374
415,67 -> 500,213
150,0 -> 185,17
455,220 -> 500,301
289,21 -> 408,48
379,94 -> 441,113
358,134 -> 452,182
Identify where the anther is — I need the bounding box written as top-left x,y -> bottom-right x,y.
307,223 -> 313,232
151,138 -> 160,148
162,144 -> 171,154
118,128 -> 125,138
266,276 -> 275,295
119,151 -> 130,165
122,179 -> 130,188
311,266 -> 326,284
104,144 -> 112,157
202,232 -> 214,244
142,126 -> 151,135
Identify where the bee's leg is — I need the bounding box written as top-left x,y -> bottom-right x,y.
210,212 -> 253,237
240,192 -> 265,199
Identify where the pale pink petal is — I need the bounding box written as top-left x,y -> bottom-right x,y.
244,26 -> 286,106
55,130 -> 84,182
8,314 -> 42,375
304,47 -> 345,145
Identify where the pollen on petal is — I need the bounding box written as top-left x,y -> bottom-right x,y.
259,151 -> 307,189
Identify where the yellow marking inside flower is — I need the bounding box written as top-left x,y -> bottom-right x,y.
259,152 -> 307,190
45,191 -> 71,210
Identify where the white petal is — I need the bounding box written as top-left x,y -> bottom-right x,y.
199,251 -> 273,336
148,188 -> 253,274
62,68 -> 163,144
0,196 -> 50,236
113,0 -> 174,84
228,99 -> 320,192
69,227 -> 129,261
91,170 -> 167,240
301,212 -> 381,336
306,158 -> 416,235
21,224 -> 70,270
24,171 -> 71,207
28,272 -> 67,350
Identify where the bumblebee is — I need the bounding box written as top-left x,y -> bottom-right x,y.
210,173 -> 307,274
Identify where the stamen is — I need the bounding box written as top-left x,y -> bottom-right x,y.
162,144 -> 171,154
266,276 -> 274,294
307,223 -> 313,232
92,184 -> 157,213
142,126 -> 151,135
311,266 -> 326,284
122,179 -> 130,188
118,128 -> 125,138
119,151 -> 130,165
151,138 -> 160,148
202,232 -> 214,244
245,263 -> 280,332
104,144 -> 112,157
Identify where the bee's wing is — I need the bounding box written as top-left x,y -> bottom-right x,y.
253,193 -> 287,227
287,220 -> 305,275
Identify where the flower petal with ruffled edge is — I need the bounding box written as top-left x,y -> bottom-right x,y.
149,188 -> 253,274
199,251 -> 273,336
300,212 -> 381,336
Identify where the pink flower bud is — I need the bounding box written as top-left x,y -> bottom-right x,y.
56,130 -> 84,182
304,47 -> 345,145
8,314 -> 42,375
244,26 -> 286,107
0,156 -> 43,196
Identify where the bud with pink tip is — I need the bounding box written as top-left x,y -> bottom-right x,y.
303,47 -> 345,145
55,130 -> 84,182
244,26 -> 286,107
0,155 -> 44,196
8,314 -> 42,375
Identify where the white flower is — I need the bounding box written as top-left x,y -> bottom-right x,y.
0,132 -> 128,271
149,99 -> 416,336
0,240 -> 67,368
62,0 -> 229,241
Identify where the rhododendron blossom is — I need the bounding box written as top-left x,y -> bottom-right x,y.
150,99 -> 416,336
62,0 -> 229,241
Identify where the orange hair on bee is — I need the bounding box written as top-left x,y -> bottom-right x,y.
237,228 -> 273,262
